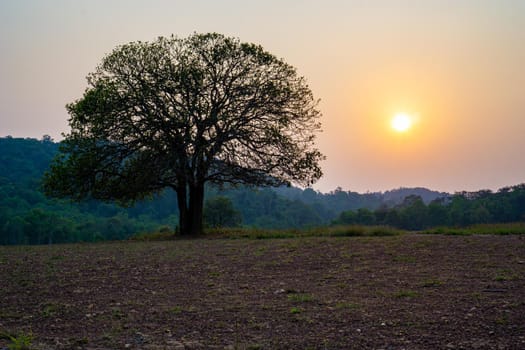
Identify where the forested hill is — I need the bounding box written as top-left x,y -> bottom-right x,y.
0,136 -> 449,244
0,136 -> 58,184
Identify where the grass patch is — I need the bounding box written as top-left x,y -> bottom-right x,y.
111,307 -> 126,320
494,315 -> 509,325
423,223 -> 525,236
130,226 -> 174,241
130,225 -> 405,240
41,303 -> 61,318
246,344 -> 263,350
204,227 -> 298,239
420,279 -> 444,287
393,290 -> 419,298
168,306 -> 183,314
325,225 -> 403,237
208,271 -> 221,277
335,302 -> 360,310
493,270 -> 518,281
0,331 -> 33,350
287,293 -> 315,303
290,307 -> 303,314
204,225 -> 404,239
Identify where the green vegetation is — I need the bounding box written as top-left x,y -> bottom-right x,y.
1,331 -> 33,350
0,137 -> 172,244
129,227 -> 175,241
204,196 -> 242,229
196,226 -> 404,240
493,269 -> 518,281
420,279 -> 444,288
41,303 -> 60,318
169,306 -> 183,314
393,290 -> 419,298
0,137 -> 388,245
287,293 -> 315,303
335,189 -> 525,231
423,223 -> 525,236
2,136 -> 525,245
335,302 -> 360,310
289,307 -> 303,314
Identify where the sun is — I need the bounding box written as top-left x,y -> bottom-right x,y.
391,113 -> 413,132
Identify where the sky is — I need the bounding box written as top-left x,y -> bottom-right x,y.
1,0 -> 524,194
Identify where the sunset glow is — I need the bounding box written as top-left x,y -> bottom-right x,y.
1,1 -> 525,193
391,113 -> 412,132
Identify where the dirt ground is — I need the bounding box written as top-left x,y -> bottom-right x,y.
1,234 -> 524,349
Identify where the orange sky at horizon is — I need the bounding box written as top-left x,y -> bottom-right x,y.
1,0 -> 524,193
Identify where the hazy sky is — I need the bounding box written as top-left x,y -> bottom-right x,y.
1,0 -> 524,193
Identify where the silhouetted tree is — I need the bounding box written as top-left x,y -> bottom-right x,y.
43,33 -> 323,235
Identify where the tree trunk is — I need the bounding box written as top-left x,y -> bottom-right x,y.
175,182 -> 205,236
176,183 -> 190,235
188,183 -> 205,236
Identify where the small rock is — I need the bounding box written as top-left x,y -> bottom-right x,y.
134,332 -> 146,345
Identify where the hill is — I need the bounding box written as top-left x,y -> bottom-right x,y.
382,187 -> 449,205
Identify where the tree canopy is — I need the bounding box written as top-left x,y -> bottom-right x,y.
43,33 -> 324,235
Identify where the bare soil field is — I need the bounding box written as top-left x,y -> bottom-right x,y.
1,234 -> 524,349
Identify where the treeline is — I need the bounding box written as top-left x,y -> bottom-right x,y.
4,136 -> 522,245
0,137 -> 367,244
0,137 -> 172,244
333,187 -> 525,230
1,137 -> 450,245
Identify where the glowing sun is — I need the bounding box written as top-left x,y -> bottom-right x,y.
391,113 -> 413,132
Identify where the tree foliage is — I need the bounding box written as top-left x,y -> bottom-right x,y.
333,186 -> 525,230
204,196 -> 241,228
43,33 -> 324,235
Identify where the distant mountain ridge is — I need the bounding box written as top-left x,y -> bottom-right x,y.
382,187 -> 450,205
273,185 -> 449,210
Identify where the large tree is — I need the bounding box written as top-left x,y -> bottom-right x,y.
43,33 -> 323,235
